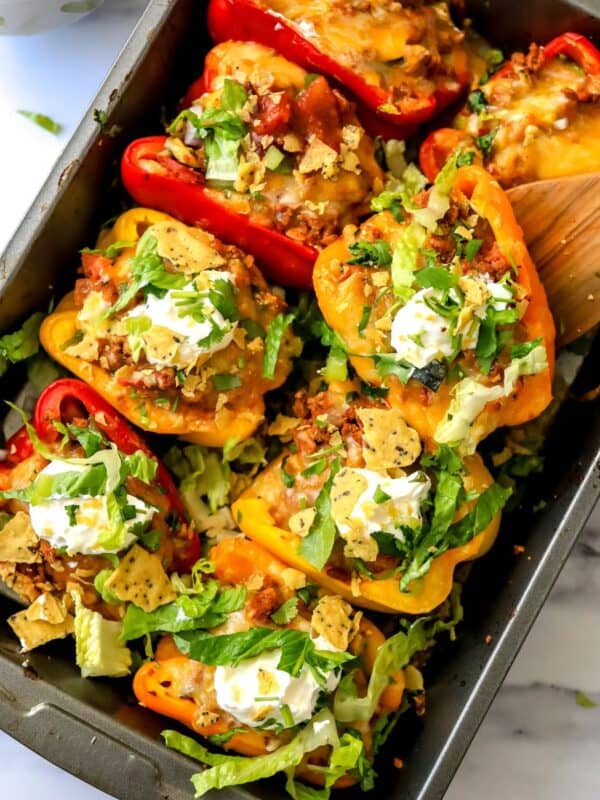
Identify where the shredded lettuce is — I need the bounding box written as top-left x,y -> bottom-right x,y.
391,222 -> 426,301
334,621 -> 424,722
163,709 -> 341,797
71,591 -> 131,678
435,344 -> 548,451
165,444 -> 231,516
205,135 -> 242,183
121,582 -> 246,640
222,437 -> 266,465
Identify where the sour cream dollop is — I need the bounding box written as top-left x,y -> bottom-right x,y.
214,645 -> 340,729
126,271 -> 236,369
28,460 -> 153,556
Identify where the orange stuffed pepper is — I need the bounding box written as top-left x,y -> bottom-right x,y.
232,383 -> 507,614
40,209 -> 300,446
313,162 -> 555,453
132,538 -> 413,790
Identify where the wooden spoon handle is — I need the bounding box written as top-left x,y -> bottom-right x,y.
508,173 -> 600,346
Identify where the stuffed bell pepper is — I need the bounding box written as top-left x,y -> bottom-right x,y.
313,159 -> 555,453
207,0 -> 470,134
40,209 -> 300,446
121,41 -> 384,289
0,379 -> 199,672
420,33 -> 600,186
231,382 -> 507,614
131,536 -> 440,794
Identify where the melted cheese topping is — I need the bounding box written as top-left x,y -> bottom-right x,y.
465,57 -> 600,183
261,0 -> 464,98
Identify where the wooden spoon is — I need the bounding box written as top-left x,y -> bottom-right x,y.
507,172 -> 600,347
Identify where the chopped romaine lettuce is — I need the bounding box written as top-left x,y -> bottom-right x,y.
71,591 -> 131,678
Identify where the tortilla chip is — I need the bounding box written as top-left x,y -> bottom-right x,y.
357,408 -> 421,470
0,512 -> 41,564
288,508 -> 316,537
311,595 -> 362,651
105,544 -> 176,612
9,594 -> 74,652
152,220 -> 225,272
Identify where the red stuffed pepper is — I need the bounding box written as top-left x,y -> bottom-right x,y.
121,41 -> 384,290
0,379 -> 199,626
207,0 -> 470,132
420,33 -> 600,186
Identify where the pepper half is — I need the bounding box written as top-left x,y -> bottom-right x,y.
232,383 -> 503,614
420,33 -> 600,185
121,41 -> 384,290
313,164 -> 555,452
40,209 -> 298,446
133,537 -> 405,782
0,378 -> 199,609
207,0 -> 470,131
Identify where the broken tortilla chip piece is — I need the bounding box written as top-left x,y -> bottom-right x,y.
0,512 -> 41,564
356,408 -> 421,470
105,544 -> 176,612
8,593 -> 74,652
310,594 -> 362,651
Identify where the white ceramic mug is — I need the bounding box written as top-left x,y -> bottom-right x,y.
0,0 -> 105,35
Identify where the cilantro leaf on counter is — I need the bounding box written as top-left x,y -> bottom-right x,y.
0,312 -> 43,377
575,691 -> 598,709
17,110 -> 62,135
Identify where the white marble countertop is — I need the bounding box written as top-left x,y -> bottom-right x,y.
1,2 -> 599,798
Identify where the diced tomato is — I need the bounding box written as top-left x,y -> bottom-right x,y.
81,252 -> 112,282
253,90 -> 293,136
294,76 -> 343,151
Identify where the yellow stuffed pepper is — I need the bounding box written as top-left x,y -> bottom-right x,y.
233,382 -> 508,614
40,209 -> 300,446
313,162 -> 555,454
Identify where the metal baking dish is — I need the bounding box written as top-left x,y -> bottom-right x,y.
1,1 -> 600,798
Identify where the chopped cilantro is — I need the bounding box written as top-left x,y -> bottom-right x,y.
468,89 -> 488,113
358,305 -> 371,337
348,240 -> 392,267
65,504 -> 78,527
464,238 -> 483,262
456,150 -> 476,167
281,456 -> 295,488
476,130 -> 497,158
270,598 -> 299,625
213,374 -> 242,391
